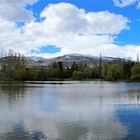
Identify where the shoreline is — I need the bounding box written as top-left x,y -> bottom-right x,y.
0,79 -> 139,83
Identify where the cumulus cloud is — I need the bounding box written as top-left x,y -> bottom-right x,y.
40,3 -> 128,35
0,18 -> 38,55
23,3 -> 129,56
0,2 -> 140,60
0,0 -> 38,22
113,0 -> 140,8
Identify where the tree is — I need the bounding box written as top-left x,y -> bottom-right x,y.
0,50 -> 27,80
71,62 -> 78,71
99,53 -> 102,78
73,71 -> 86,80
131,63 -> 140,80
56,61 -> 64,78
122,61 -> 132,80
106,63 -> 123,81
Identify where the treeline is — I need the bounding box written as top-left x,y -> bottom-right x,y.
0,50 -> 140,81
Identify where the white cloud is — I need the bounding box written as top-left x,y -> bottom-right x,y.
40,3 -> 128,35
0,0 -> 38,22
0,2 -> 140,60
23,2 -> 132,58
113,0 -> 140,8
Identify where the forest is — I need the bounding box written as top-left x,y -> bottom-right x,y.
0,50 -> 140,81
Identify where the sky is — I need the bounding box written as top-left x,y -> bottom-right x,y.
0,0 -> 140,59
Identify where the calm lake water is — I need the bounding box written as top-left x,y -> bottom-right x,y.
0,81 -> 140,140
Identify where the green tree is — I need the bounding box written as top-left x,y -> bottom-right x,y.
131,63 -> 140,80
56,61 -> 64,78
122,61 -> 133,80
73,71 -> 86,80
106,63 -> 123,81
0,50 -> 27,80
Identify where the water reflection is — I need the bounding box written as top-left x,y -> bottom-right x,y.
0,83 -> 26,96
0,81 -> 140,139
0,123 -> 47,140
116,105 -> 140,140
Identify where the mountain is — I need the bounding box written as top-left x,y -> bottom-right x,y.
27,56 -> 47,67
0,54 -> 131,67
26,54 -> 130,67
44,54 -> 129,67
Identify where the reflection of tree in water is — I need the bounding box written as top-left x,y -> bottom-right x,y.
2,123 -> 47,140
0,83 -> 27,107
0,82 -> 26,98
136,90 -> 140,104
0,82 -> 44,105
127,89 -> 140,104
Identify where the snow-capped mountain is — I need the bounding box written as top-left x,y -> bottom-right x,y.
26,53 -> 130,67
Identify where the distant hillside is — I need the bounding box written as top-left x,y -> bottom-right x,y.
0,54 -> 131,67
26,54 -> 130,67
27,56 -> 47,67
46,54 -> 128,66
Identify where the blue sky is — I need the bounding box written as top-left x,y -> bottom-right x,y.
0,0 -> 140,59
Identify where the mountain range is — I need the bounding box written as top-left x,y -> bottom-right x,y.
27,53 -> 130,67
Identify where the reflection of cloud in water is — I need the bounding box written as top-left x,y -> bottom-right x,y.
0,82 -> 140,139
54,105 -> 128,140
0,100 -> 128,139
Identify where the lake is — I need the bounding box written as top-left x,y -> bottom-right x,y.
0,81 -> 140,140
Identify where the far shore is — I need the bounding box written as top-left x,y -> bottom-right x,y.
0,79 -> 139,84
